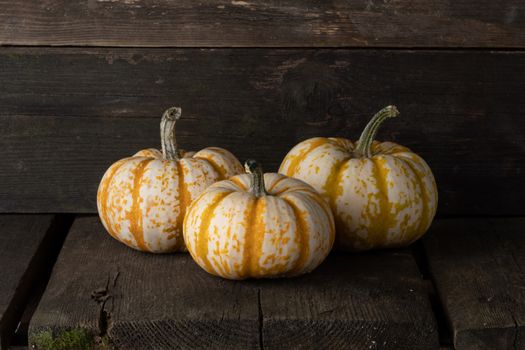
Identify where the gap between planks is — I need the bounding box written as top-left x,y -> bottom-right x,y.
1,215 -> 74,349
423,218 -> 525,350
411,241 -> 453,348
4,45 -> 525,51
29,216 -> 439,349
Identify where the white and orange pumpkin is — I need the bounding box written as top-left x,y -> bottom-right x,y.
279,106 -> 437,251
184,160 -> 335,279
97,107 -> 243,253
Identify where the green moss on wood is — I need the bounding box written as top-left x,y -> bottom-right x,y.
30,328 -> 114,350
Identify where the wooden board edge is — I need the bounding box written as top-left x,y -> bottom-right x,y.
0,215 -> 74,350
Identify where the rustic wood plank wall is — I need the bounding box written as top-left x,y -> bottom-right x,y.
1,0 -> 524,47
1,48 -> 524,214
1,2 -> 524,215
1,3 -> 523,216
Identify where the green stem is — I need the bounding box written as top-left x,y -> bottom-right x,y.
160,107 -> 182,160
354,105 -> 400,158
245,160 -> 267,197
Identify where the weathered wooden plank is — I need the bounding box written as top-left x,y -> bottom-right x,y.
30,216 -> 439,349
7,216 -> 74,350
0,215 -> 56,349
1,0 -> 524,48
260,251 -> 439,349
1,48 -> 524,215
29,216 -> 260,350
423,218 -> 525,350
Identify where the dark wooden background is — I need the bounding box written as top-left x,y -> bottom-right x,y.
1,1 -> 525,217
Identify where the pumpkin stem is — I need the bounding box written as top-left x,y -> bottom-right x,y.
354,105 -> 399,158
160,107 -> 182,160
245,160 -> 267,197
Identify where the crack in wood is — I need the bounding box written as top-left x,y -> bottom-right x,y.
91,271 -> 119,342
257,288 -> 264,350
490,219 -> 523,350
29,217 -> 440,348
411,241 -> 453,347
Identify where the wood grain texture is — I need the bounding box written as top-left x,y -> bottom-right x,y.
423,218 -> 525,350
1,0 -> 525,48
259,252 -> 439,349
30,216 -> 439,350
1,48 -> 524,215
0,215 -> 55,349
29,216 -> 260,350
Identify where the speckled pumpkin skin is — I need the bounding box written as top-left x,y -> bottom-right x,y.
279,137 -> 437,251
97,147 -> 243,253
183,173 -> 335,279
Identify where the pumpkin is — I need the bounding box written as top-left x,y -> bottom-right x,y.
279,106 -> 437,251
97,107 -> 243,253
183,160 -> 335,279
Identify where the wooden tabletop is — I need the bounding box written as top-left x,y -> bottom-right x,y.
0,215 -> 523,349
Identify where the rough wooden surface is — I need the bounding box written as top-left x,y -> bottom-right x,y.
30,216 -> 439,349
1,48 -> 524,215
0,215 -> 55,349
424,218 -> 525,350
29,216 -> 260,350
1,0 -> 524,48
259,252 -> 438,349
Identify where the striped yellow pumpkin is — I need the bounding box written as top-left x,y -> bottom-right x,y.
97,107 -> 243,253
279,106 -> 438,251
184,160 -> 335,279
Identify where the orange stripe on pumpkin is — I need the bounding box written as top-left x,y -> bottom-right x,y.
195,148 -> 233,179
283,138 -> 327,176
283,198 -> 310,275
165,161 -> 185,252
239,197 -> 258,278
369,156 -> 393,247
128,158 -> 154,252
329,137 -> 355,151
267,175 -> 288,193
199,156 -> 227,180
196,192 -> 231,275
322,157 -> 348,210
176,161 -> 189,230
229,176 -> 248,191
250,198 -> 267,277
